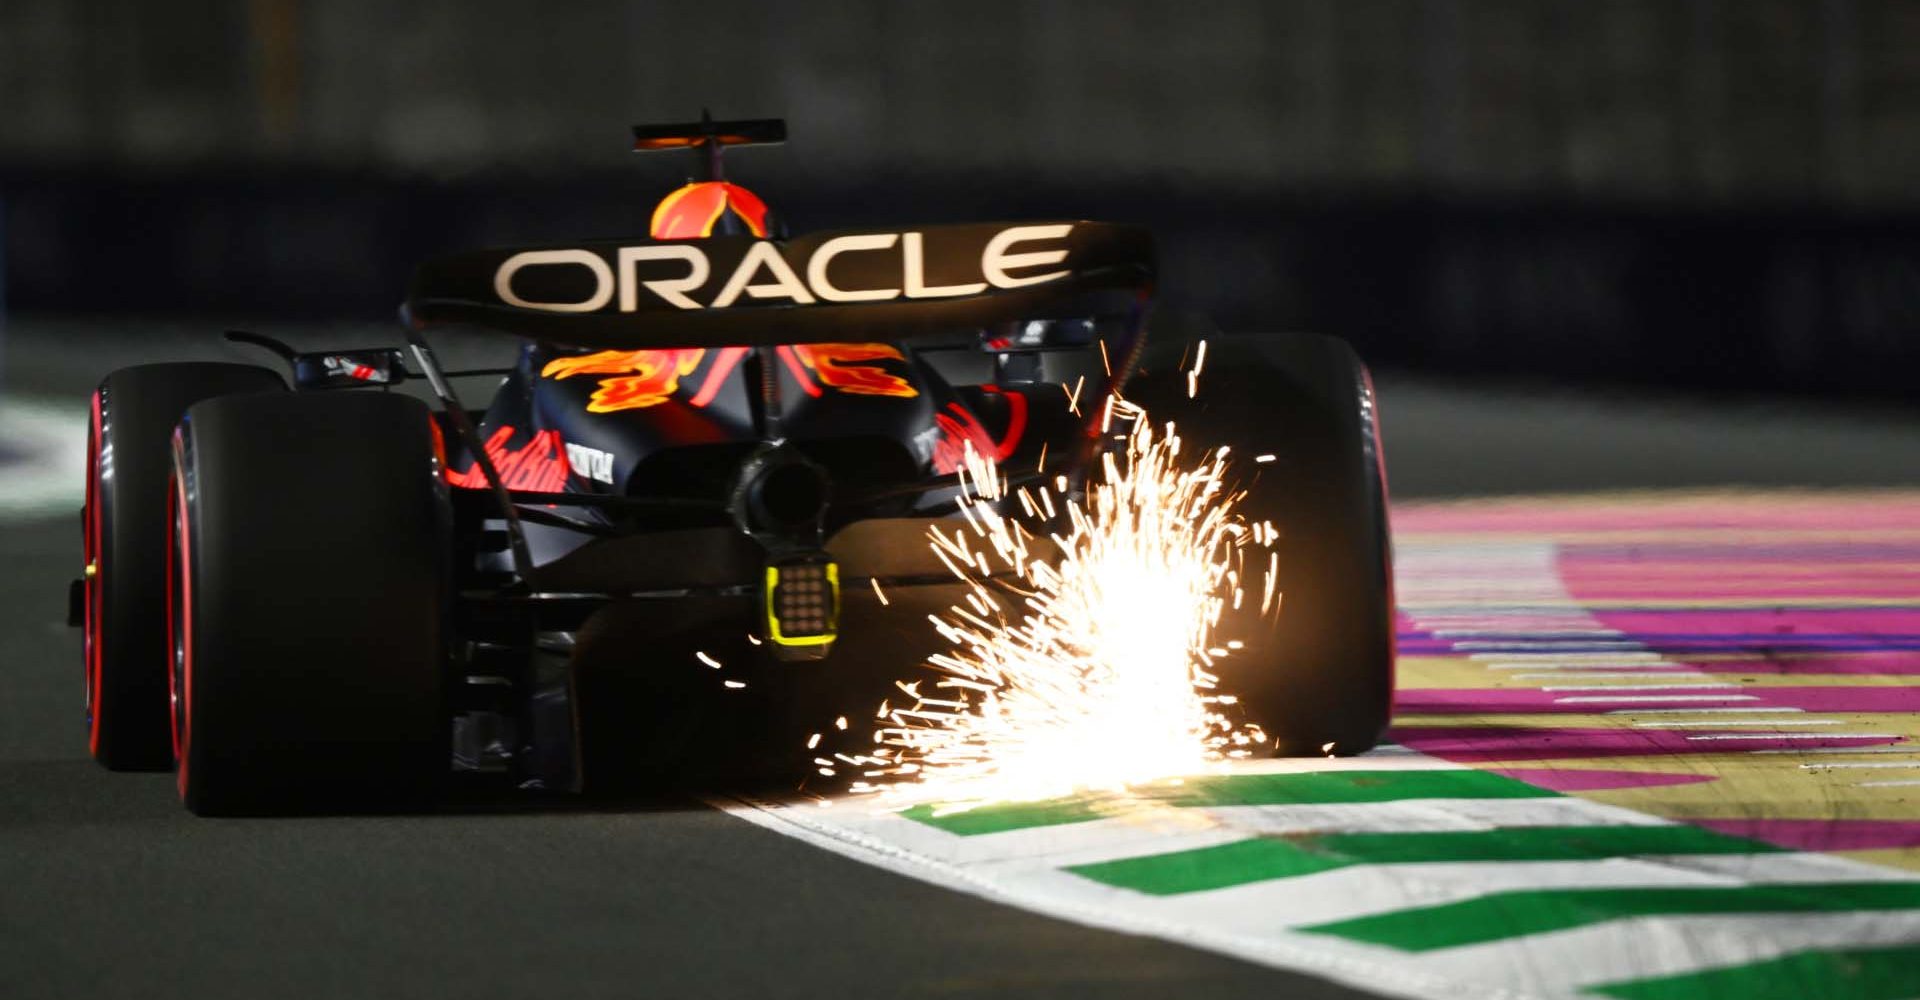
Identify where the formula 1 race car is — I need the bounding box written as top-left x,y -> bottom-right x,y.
74,117 -> 1393,814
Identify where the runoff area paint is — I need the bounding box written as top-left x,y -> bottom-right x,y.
723,490 -> 1920,1000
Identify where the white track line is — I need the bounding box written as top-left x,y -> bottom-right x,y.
1752,745 -> 1919,755
1511,672 -> 1710,681
1800,761 -> 1920,770
1485,662 -> 1686,671
1685,733 -> 1900,741
1606,707 -> 1799,715
1542,684 -> 1740,692
1635,719 -> 1840,728
1433,629 -> 1625,638
1559,695 -> 1760,704
1456,641 -> 1648,652
1472,653 -> 1667,663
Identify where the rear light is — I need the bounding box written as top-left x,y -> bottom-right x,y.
763,555 -> 838,661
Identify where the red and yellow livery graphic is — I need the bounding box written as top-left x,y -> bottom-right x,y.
787,344 -> 919,398
441,424 -> 570,492
541,345 -> 919,413
541,349 -> 709,413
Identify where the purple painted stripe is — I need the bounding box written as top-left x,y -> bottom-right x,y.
1391,725 -> 1905,762
1402,605 -> 1920,616
1396,639 -> 1920,655
1396,685 -> 1920,715
1489,768 -> 1719,791
1688,818 -> 1920,852
1394,497 -> 1920,534
1402,629 -> 1920,643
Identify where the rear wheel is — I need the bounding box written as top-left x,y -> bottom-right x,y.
1123,332 -> 1394,755
168,391 -> 451,814
84,363 -> 284,770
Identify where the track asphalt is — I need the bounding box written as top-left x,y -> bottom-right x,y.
4,321 -> 1918,998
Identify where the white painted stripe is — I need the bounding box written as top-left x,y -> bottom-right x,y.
1201,796 -> 1671,837
1645,851 -> 1920,883
1636,719 -> 1841,728
1511,672 -> 1710,681
1543,683 -> 1740,692
1415,614 -> 1601,623
1132,859 -> 1722,935
1472,652 -> 1666,663
1799,761 -> 1920,770
1136,851 -> 1910,934
1457,641 -> 1648,651
1858,779 -> 1920,788
1606,707 -> 1798,715
1433,629 -> 1625,638
1559,695 -> 1761,704
1686,733 -> 1901,741
1420,910 -> 1920,999
1485,661 -> 1685,670
1750,745 -> 1920,755
1413,614 -> 1605,621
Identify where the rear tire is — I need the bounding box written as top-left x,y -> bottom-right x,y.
169,391 -> 450,814
84,363 -> 285,770
1123,332 -> 1394,755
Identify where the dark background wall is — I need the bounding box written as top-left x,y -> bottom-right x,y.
3,0 -> 1917,396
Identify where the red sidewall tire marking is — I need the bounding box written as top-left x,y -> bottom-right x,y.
167,441 -> 194,801
1360,362 -> 1397,711
85,391 -> 104,756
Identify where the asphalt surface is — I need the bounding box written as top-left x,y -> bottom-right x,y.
4,319 -> 1919,999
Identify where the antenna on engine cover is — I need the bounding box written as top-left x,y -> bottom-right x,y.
632,110 -> 786,182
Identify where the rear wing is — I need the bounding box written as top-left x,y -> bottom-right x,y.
632,116 -> 786,151
403,221 -> 1153,350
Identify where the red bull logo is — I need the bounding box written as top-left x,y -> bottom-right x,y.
442,425 -> 571,492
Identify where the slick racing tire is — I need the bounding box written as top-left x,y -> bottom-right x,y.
83,363 -> 285,771
1123,331 -> 1394,756
167,391 -> 450,815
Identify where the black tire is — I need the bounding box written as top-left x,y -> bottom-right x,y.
168,391 -> 450,815
1123,332 -> 1394,756
84,363 -> 285,770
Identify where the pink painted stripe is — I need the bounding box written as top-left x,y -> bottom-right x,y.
1550,584 -> 1920,600
1391,725 -> 1905,761
1394,496 -> 1920,534
1489,768 -> 1719,791
1396,685 -> 1920,715
1688,818 -> 1920,852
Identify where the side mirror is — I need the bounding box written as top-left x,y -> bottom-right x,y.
979,318 -> 1097,352
292,349 -> 406,389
